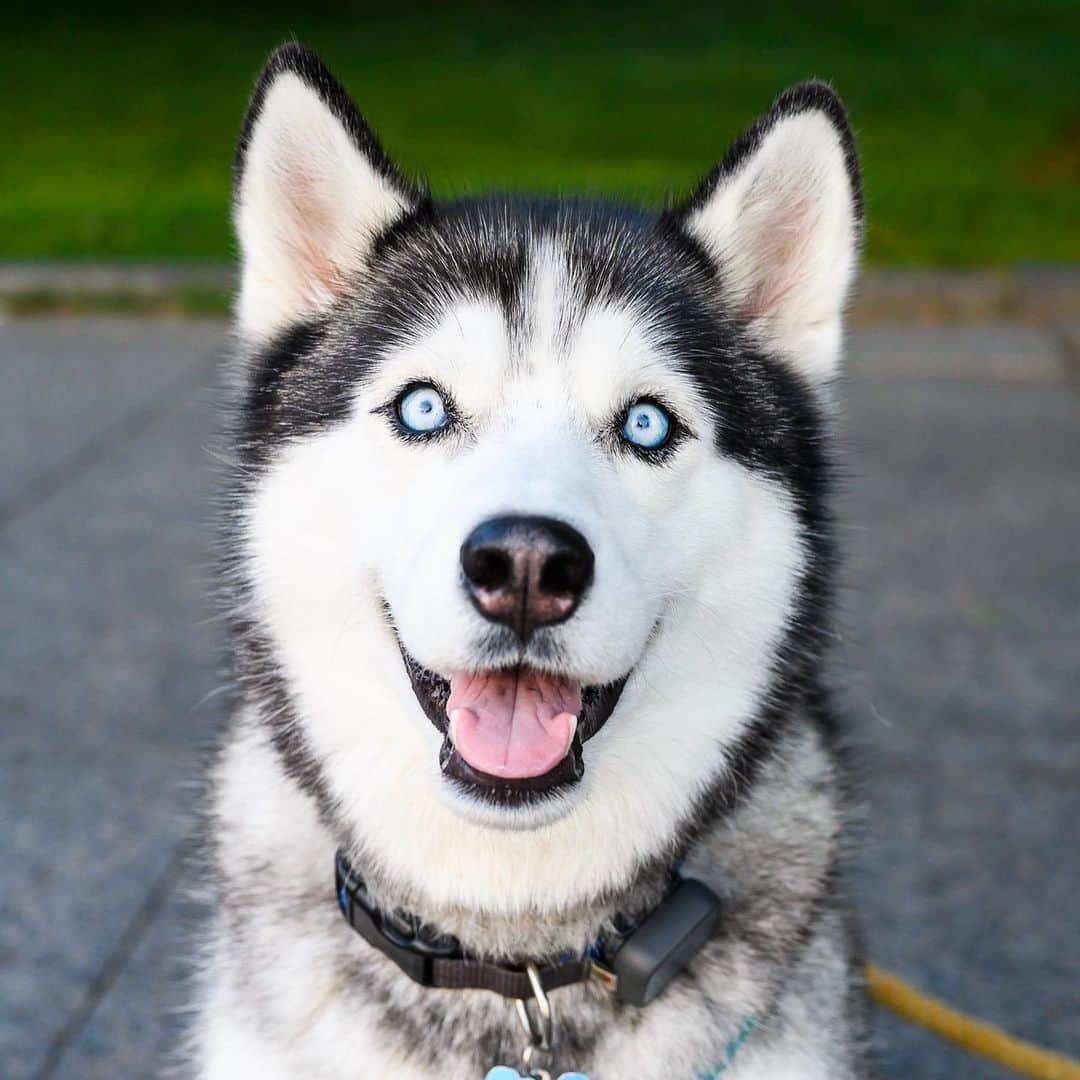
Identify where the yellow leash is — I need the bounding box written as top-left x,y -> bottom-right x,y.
867,965 -> 1080,1079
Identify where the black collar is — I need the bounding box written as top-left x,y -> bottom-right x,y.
335,850 -> 723,1007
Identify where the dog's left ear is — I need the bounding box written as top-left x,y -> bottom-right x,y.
671,82 -> 863,382
233,44 -> 421,341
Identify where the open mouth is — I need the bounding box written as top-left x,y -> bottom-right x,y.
400,649 -> 628,808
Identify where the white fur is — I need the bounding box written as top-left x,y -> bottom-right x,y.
241,248 -> 806,910
686,111 -> 858,381
234,72 -> 412,340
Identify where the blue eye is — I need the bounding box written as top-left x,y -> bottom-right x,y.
621,401 -> 671,450
398,385 -> 449,434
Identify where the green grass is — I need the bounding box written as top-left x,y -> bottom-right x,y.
3,1 -> 1078,264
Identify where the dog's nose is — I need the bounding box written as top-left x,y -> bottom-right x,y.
460,515 -> 594,639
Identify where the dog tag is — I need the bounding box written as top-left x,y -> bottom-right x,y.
485,1069 -> 589,1080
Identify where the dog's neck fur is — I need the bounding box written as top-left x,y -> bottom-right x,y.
339,833 -> 676,966
206,693 -> 848,1076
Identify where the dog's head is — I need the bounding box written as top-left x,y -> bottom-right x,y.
227,45 -> 861,909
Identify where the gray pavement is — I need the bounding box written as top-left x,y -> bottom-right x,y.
1,318 -> 1077,1078
4,264 -> 1080,326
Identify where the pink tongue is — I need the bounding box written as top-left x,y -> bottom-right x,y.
447,670 -> 582,779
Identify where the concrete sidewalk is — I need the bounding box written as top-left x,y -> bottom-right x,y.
3,264 -> 1080,326
1,319 -> 1077,1078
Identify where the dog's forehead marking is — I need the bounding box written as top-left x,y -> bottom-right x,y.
512,237 -> 682,403
517,237 -> 570,376
372,231 -> 688,425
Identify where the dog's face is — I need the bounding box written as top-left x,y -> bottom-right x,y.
228,46 -> 861,909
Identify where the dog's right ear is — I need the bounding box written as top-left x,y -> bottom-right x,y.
233,44 -> 420,341
669,83 -> 862,384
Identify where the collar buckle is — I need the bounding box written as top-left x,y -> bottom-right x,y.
588,959 -> 619,995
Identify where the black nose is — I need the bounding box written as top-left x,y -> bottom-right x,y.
460,515 -> 594,640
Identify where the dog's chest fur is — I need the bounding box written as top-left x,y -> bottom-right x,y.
200,708 -> 865,1079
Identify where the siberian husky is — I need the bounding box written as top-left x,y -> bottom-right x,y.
197,42 -> 870,1079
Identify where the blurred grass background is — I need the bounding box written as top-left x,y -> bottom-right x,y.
3,1 -> 1078,265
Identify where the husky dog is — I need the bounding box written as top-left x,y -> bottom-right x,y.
198,42 -> 869,1079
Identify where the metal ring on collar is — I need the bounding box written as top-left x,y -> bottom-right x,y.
515,962 -> 556,1073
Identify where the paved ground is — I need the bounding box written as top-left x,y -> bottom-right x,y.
4,265 -> 1080,326
1,318 -> 1077,1079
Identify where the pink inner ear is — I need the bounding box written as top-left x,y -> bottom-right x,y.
281,157 -> 349,308
740,185 -> 821,323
